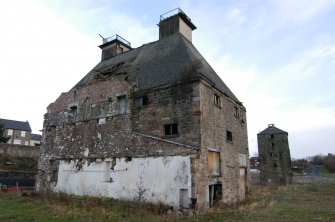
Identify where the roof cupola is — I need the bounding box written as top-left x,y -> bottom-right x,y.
159,8 -> 197,42
98,34 -> 132,61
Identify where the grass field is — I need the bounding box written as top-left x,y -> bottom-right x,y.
0,179 -> 334,222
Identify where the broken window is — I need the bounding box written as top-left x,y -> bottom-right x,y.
164,123 -> 178,136
234,106 -> 240,117
207,151 -> 220,176
213,94 -> 221,108
135,95 -> 148,107
226,130 -> 233,142
70,106 -> 78,123
118,95 -> 126,114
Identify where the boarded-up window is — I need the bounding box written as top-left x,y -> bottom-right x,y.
208,151 -> 220,176
239,154 -> 247,167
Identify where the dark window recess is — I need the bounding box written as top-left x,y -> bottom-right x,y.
118,95 -> 126,114
70,106 -> 78,123
164,124 -> 178,135
226,131 -> 233,142
234,106 -> 240,117
270,134 -> 274,139
271,142 -> 275,147
269,152 -> 273,158
279,152 -> 283,158
135,95 -> 148,107
273,163 -> 277,168
214,94 -> 221,107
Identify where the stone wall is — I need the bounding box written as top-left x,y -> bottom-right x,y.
258,132 -> 292,185
193,80 -> 250,211
37,73 -> 250,212
0,143 -> 40,160
37,76 -> 200,194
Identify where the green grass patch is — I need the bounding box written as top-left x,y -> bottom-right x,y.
0,179 -> 335,221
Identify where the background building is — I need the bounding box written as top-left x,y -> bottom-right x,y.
258,124 -> 292,185
0,118 -> 41,146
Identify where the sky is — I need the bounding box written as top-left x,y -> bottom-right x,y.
1,0 -> 334,158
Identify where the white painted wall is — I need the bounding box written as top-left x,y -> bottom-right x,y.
55,155 -> 191,209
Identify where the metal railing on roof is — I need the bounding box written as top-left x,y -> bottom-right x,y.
100,34 -> 131,47
160,7 -> 192,22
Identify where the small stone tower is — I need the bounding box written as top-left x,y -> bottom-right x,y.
257,124 -> 292,185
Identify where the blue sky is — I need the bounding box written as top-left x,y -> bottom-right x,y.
1,0 -> 334,158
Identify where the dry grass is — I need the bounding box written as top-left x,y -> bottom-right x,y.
1,177 -> 335,221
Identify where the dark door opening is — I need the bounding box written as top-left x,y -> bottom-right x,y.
209,183 -> 222,207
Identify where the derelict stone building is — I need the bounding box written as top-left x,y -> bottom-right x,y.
258,124 -> 292,185
36,9 -> 250,212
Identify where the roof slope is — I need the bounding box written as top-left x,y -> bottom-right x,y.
0,118 -> 32,132
258,125 -> 288,135
73,33 -> 241,103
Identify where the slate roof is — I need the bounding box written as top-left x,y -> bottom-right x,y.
258,125 -> 288,135
73,33 -> 241,104
0,118 -> 32,132
31,133 -> 42,141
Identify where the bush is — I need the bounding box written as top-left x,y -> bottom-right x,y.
324,154 -> 335,173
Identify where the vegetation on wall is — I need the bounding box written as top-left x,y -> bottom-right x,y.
0,124 -> 10,143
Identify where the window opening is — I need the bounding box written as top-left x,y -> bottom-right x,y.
70,106 -> 78,123
214,94 -> 221,107
234,106 -> 240,117
7,129 -> 13,136
164,124 -> 178,135
21,131 -> 26,137
279,152 -> 283,158
135,95 -> 148,107
271,134 -> 274,139
118,95 -> 126,114
226,131 -> 233,142
13,139 -> 21,145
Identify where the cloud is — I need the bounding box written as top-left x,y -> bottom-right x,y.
273,0 -> 335,24
0,0 -> 99,132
